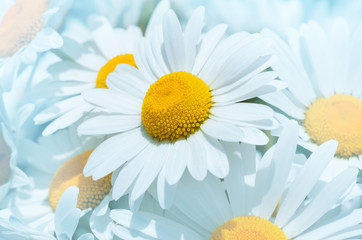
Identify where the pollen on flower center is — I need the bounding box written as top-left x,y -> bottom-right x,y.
0,0 -> 48,57
210,216 -> 287,240
304,94 -> 362,158
96,54 -> 137,88
48,150 -> 112,210
141,71 -> 212,141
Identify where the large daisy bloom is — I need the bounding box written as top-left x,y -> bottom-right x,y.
110,121 -> 362,240
0,126 -> 112,239
78,6 -> 283,208
33,0 -> 170,136
260,19 -> 362,180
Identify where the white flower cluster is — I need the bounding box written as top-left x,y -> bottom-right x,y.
0,0 -> 361,239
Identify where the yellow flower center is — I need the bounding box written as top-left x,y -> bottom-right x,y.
210,216 -> 287,240
0,0 -> 48,57
48,150 -> 112,210
96,54 -> 137,88
304,94 -> 362,158
141,71 -> 212,141
0,133 -> 11,185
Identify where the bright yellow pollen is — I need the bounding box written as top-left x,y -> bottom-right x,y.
48,150 -> 112,210
210,216 -> 287,240
96,54 -> 137,88
0,0 -> 48,57
304,94 -> 362,158
141,71 -> 212,141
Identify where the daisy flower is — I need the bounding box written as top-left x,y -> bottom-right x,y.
0,125 -> 112,239
172,0 -> 304,34
110,121 -> 362,240
261,19 -> 362,180
33,0 -> 170,136
78,6 -> 283,208
0,0 -> 71,68
0,186 -> 93,240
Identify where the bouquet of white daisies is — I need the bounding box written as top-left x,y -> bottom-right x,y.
0,0 -> 361,239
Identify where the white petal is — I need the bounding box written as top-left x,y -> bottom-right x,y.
275,140 -> 338,227
162,10 -> 186,71
34,95 -> 85,124
88,15 -> 120,59
157,165 -> 178,209
42,104 -> 93,136
130,143 -> 170,202
295,209 -> 362,240
145,0 -> 170,36
112,143 -> 155,200
283,168 -> 359,238
210,103 -> 274,122
201,119 -> 245,142
165,139 -> 188,185
262,29 -> 316,106
61,37 -> 105,71
107,64 -> 149,99
192,24 -> 227,76
78,114 -> 141,135
183,7 -> 204,72
110,209 -> 202,240
202,134 -> 229,178
82,88 -> 142,114
186,132 -> 208,181
83,128 -> 150,179
253,120 -> 299,219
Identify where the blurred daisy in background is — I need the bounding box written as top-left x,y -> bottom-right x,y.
0,186 -> 93,240
79,5 -> 283,209
110,121 -> 362,240
0,125 -> 109,239
0,0 -> 72,73
261,19 -> 362,180
172,0 -> 304,34
33,0 -> 170,136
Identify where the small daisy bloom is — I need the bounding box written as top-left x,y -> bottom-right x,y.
78,7 -> 283,208
33,0 -> 170,136
0,126 -> 112,239
0,186 -> 94,240
261,19 -> 362,180
0,0 -> 71,67
110,121 -> 362,240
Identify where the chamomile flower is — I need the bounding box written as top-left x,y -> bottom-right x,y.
33,0 -> 170,136
0,125 -> 112,239
78,7 -> 282,208
0,0 -> 71,68
110,121 -> 362,240
261,19 -> 362,180
0,186 -> 94,240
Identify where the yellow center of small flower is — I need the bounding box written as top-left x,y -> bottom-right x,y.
210,216 -> 287,240
141,71 -> 212,141
96,54 -> 137,88
48,150 -> 112,210
304,94 -> 362,158
0,0 -> 48,57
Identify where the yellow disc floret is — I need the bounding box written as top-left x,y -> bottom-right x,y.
304,94 -> 362,158
48,150 -> 112,210
0,0 -> 48,57
210,216 -> 287,240
141,71 -> 212,141
96,54 -> 137,88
